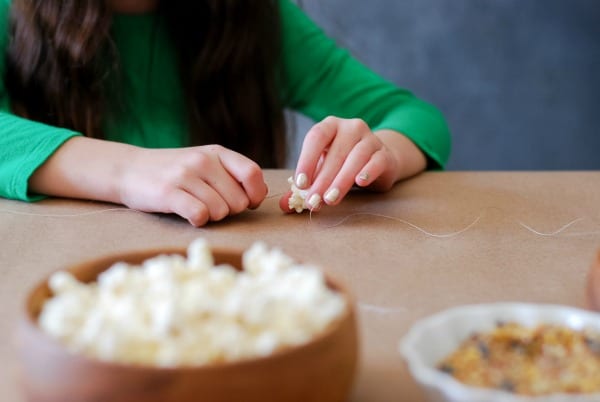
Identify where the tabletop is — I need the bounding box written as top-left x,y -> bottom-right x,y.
1,170 -> 599,402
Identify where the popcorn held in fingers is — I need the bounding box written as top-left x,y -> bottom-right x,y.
287,176 -> 309,213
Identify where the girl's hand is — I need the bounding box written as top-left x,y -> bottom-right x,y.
279,116 -> 426,212
120,145 -> 268,226
29,138 -> 267,227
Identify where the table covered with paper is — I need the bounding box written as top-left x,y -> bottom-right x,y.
1,170 -> 599,402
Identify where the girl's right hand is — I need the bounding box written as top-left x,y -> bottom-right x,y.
29,137 -> 268,227
120,145 -> 268,226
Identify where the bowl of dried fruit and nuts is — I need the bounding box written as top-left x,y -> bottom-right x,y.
399,303 -> 600,402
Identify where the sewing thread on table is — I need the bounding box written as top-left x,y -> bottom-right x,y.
304,208 -> 600,238
0,207 -> 142,218
517,218 -> 583,236
2,199 -> 599,238
308,210 -> 483,238
267,190 -> 483,238
358,302 -> 408,315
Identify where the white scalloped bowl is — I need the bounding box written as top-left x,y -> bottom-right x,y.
399,303 -> 600,402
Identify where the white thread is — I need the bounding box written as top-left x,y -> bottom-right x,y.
265,192 -> 286,200
561,230 -> 600,237
305,208 -> 600,239
2,202 -> 599,239
358,302 -> 408,315
518,218 -> 583,236
0,207 -> 141,218
309,211 -> 483,238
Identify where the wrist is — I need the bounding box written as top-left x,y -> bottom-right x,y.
29,137 -> 141,204
374,129 -> 427,182
113,143 -> 145,206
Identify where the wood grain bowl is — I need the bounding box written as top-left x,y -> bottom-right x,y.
17,247 -> 359,402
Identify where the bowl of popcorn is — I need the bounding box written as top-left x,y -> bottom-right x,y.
399,303 -> 600,402
18,238 -> 358,402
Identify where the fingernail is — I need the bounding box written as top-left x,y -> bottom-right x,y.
324,188 -> 339,204
358,172 -> 370,182
295,173 -> 308,188
307,193 -> 322,210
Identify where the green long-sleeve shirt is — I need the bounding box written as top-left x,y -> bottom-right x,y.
0,0 -> 450,201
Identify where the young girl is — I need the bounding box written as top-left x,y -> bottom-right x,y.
0,0 -> 450,226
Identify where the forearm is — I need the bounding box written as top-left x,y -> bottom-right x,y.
374,129 -> 427,183
28,136 -> 136,203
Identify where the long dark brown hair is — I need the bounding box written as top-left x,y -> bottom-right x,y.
4,0 -> 286,167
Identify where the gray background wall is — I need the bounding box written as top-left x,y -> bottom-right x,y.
289,0 -> 600,170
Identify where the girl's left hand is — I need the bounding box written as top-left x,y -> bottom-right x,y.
279,116 -> 426,213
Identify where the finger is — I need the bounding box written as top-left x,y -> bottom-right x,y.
355,149 -> 394,191
355,149 -> 388,189
218,150 -> 268,209
167,189 -> 210,227
293,117 -> 338,189
278,190 -> 295,213
180,177 -> 231,221
322,137 -> 381,205
199,172 -> 250,216
248,183 -> 268,210
310,119 -> 374,204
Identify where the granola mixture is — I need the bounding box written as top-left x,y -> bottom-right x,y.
437,322 -> 600,395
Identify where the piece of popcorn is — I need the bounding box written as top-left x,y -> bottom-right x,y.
48,271 -> 81,294
243,242 -> 294,276
97,262 -> 130,291
187,237 -> 213,270
287,176 -> 309,213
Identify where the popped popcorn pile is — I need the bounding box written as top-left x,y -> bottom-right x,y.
38,239 -> 347,367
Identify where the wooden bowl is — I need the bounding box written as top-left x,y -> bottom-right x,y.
17,248 -> 359,402
586,249 -> 600,312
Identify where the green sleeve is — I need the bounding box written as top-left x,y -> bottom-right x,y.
279,0 -> 451,169
0,0 -> 80,201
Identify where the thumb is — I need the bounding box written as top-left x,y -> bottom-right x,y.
279,190 -> 295,214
